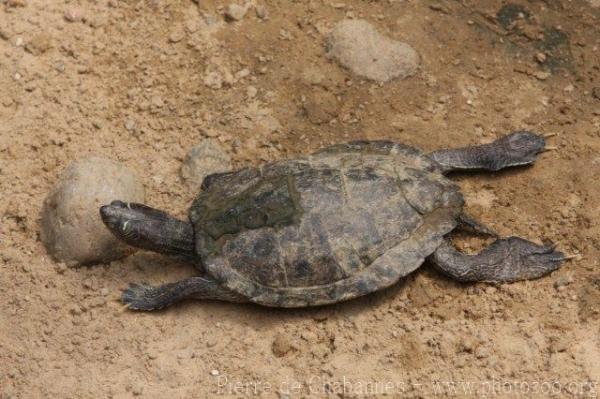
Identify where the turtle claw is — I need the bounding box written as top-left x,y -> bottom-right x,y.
525,245 -> 564,271
432,237 -> 568,283
121,283 -> 166,311
493,237 -> 566,282
457,237 -> 567,282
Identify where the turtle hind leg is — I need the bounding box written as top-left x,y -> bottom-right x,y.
430,237 -> 566,283
122,276 -> 247,311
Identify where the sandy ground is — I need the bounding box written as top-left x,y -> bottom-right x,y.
1,0 -> 600,397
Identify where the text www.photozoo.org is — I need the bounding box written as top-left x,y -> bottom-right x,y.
214,376 -> 598,396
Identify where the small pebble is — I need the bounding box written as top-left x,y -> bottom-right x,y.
236,68 -> 250,80
185,19 -> 199,33
224,4 -> 247,21
535,52 -> 547,63
210,369 -> 220,376
151,95 -> 164,108
180,139 -> 231,188
168,28 -> 185,43
457,337 -> 475,353
69,304 -> 82,315
301,67 -> 324,86
554,276 -> 572,289
303,89 -> 339,125
485,286 -> 497,294
0,28 -> 9,41
124,119 -> 136,131
534,71 -> 551,81
55,263 -> 68,274
25,33 -> 52,55
246,86 -> 257,98
130,382 -> 144,396
255,5 -> 268,19
203,71 -> 223,89
272,333 -> 296,357
64,8 -> 83,23
41,157 -> 145,266
475,346 -> 490,359
83,278 -> 96,290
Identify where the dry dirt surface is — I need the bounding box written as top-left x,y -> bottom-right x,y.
2,0 -> 600,398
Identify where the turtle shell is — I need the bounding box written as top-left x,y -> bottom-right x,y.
189,141 -> 464,307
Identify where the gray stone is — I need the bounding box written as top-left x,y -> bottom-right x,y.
180,139 -> 231,188
326,19 -> 420,82
41,157 -> 145,266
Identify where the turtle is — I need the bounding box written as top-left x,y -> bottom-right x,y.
100,131 -> 567,311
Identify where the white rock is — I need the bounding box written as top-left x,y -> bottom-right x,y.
124,119 -> 136,131
255,5 -> 268,19
168,28 -> 185,43
246,86 -> 258,98
64,7 -> 83,23
203,71 -> 223,89
326,19 -> 420,82
224,4 -> 247,21
41,157 -> 145,266
180,139 -> 231,188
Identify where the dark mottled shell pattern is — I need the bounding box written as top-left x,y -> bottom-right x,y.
189,141 -> 464,307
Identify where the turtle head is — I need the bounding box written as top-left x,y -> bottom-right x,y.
499,131 -> 546,168
100,201 -> 196,259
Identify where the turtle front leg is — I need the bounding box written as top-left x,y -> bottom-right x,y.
122,276 -> 247,311
428,131 -> 548,174
430,237 -> 566,283
100,201 -> 196,260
